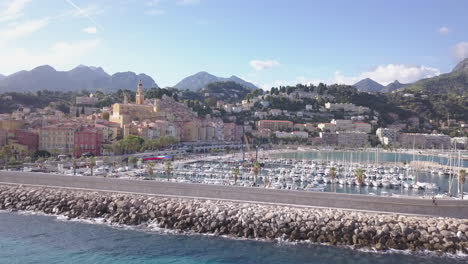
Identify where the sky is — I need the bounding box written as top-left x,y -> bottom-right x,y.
0,0 -> 468,89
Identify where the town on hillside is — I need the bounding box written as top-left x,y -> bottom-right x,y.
0,79 -> 466,163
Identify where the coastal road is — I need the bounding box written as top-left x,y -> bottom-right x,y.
1,171 -> 468,219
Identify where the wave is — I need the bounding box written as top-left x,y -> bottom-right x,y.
1,209 -> 467,260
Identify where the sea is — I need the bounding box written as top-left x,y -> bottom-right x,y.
0,212 -> 466,264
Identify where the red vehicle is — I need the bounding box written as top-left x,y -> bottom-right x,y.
142,156 -> 172,161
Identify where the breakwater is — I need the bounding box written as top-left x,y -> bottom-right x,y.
0,184 -> 467,254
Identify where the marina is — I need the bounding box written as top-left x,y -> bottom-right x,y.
18,149 -> 468,199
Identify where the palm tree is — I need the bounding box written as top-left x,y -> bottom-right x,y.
128,156 -> 137,168
19,149 -> 27,161
252,161 -> 260,186
329,167 -> 337,192
459,169 -> 466,200
329,167 -> 337,183
72,146 -> 81,158
102,144 -> 113,156
232,167 -> 240,185
88,157 -> 96,176
0,145 -> 13,170
73,160 -> 77,176
165,160 -> 172,181
146,162 -> 154,178
355,168 -> 365,193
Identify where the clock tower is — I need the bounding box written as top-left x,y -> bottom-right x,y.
135,80 -> 144,105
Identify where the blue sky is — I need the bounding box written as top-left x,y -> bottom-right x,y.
0,0 -> 468,88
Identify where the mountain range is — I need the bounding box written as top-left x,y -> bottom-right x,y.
353,78 -> 408,93
353,78 -> 385,93
174,71 -> 257,91
383,80 -> 408,93
353,58 -> 468,95
2,59 -> 466,95
0,65 -> 158,93
0,66 -> 258,93
403,58 -> 468,95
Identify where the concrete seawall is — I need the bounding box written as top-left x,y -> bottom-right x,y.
1,171 -> 468,218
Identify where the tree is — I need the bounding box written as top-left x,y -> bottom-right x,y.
165,160 -> 172,181
102,112 -> 110,121
146,162 -> 154,177
128,156 -> 138,168
73,160 -> 77,176
329,167 -> 337,192
232,167 -> 239,185
355,168 -> 365,193
459,169 -> 466,200
88,157 -> 96,176
252,161 -> 260,186
117,135 -> 145,154
0,145 -> 13,169
72,146 -> 81,158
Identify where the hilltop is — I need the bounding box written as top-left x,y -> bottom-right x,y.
0,65 -> 159,93
403,58 -> 468,95
353,78 -> 385,93
174,71 -> 257,91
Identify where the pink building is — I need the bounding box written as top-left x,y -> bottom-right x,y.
74,127 -> 102,157
14,129 -> 39,151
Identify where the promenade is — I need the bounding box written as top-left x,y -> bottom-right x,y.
1,171 -> 467,219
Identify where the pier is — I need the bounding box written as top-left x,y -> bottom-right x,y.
1,171 -> 467,219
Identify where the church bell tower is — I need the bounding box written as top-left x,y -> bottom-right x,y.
136,80 -> 144,105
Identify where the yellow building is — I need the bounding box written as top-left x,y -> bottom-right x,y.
181,120 -> 201,142
38,123 -> 78,155
110,103 -> 161,126
109,82 -> 219,143
0,120 -> 24,132
109,81 -> 165,127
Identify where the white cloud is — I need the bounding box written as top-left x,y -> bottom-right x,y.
257,64 -> 440,90
177,0 -> 201,5
82,26 -> 97,34
0,0 -> 33,22
0,39 -> 101,74
452,42 -> 468,61
250,60 -> 280,71
0,17 -> 49,42
438,26 -> 450,34
333,64 -> 440,85
145,9 -> 165,15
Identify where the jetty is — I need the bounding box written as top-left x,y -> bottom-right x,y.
1,171 -> 467,219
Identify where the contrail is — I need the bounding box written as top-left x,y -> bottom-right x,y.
65,0 -> 103,31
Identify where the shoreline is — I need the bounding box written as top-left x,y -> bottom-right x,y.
1,184 -> 467,255
2,210 -> 467,261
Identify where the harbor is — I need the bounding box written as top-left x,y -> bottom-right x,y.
15,148 -> 467,199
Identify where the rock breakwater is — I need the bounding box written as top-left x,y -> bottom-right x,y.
1,184 -> 467,254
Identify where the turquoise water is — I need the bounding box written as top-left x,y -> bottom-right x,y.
272,151 -> 468,168
0,212 -> 466,264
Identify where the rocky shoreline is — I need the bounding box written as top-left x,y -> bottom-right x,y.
1,184 -> 467,254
